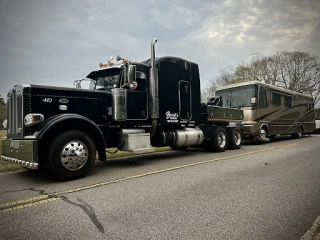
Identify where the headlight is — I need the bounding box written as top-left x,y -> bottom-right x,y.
24,114 -> 44,127
2,119 -> 7,129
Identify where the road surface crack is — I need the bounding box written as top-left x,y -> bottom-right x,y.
60,196 -> 106,234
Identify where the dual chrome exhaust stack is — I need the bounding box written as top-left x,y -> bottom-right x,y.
149,38 -> 159,137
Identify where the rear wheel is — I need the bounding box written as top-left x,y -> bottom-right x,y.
227,128 -> 242,150
204,126 -> 228,152
48,130 -> 96,181
291,126 -> 303,139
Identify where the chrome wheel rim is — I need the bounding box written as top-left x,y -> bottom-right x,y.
217,132 -> 226,148
234,131 -> 242,145
60,141 -> 88,171
260,129 -> 267,139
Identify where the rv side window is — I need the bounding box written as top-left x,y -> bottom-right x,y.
259,87 -> 267,108
308,103 -> 313,110
272,92 -> 281,106
284,95 -> 292,108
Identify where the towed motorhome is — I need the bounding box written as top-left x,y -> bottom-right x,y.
215,81 -> 316,140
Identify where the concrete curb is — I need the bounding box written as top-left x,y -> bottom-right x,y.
301,216 -> 320,240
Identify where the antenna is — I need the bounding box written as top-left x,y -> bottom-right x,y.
125,20 -> 129,60
126,38 -> 129,61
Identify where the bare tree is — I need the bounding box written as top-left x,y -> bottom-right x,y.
214,65 -> 237,86
272,51 -> 320,104
234,63 -> 253,83
203,51 -> 320,105
201,86 -> 216,103
201,65 -> 237,102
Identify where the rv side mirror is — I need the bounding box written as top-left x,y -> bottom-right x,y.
128,65 -> 136,83
251,97 -> 257,106
74,80 -> 81,89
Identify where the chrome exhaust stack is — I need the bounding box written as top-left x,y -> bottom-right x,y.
149,38 -> 159,138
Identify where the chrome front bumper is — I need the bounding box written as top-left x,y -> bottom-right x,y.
1,139 -> 39,169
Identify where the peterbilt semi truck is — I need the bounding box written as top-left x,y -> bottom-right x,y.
1,38 -> 243,180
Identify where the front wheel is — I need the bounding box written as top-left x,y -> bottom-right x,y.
227,128 -> 242,150
257,127 -> 268,144
204,126 -> 228,152
48,130 -> 96,181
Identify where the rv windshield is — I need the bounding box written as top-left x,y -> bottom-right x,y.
87,68 -> 122,90
216,85 -> 257,108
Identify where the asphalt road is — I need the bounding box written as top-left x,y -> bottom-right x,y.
0,136 -> 320,240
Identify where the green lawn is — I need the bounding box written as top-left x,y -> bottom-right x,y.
0,131 -> 25,173
0,130 -> 171,173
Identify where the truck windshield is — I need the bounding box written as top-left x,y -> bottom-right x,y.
88,68 -> 121,90
215,84 -> 257,108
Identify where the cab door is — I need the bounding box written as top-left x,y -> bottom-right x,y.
127,76 -> 148,120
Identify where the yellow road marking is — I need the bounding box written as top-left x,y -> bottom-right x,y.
0,198 -> 58,213
0,195 -> 51,208
277,143 -> 299,149
0,137 -> 318,213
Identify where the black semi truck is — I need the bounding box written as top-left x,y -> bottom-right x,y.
1,38 -> 243,180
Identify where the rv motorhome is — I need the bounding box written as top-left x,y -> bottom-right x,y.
314,108 -> 320,134
215,81 -> 316,141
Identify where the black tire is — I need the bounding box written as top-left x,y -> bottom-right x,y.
204,126 -> 228,152
291,126 -> 303,139
48,130 -> 96,181
227,127 -> 242,150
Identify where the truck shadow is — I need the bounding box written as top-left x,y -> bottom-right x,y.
4,150 -> 204,183
242,135 -> 310,145
98,149 -> 204,169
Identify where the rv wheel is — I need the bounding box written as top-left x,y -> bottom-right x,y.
48,130 -> 96,181
227,128 -> 243,150
204,126 -> 228,152
258,126 -> 268,144
291,126 -> 303,139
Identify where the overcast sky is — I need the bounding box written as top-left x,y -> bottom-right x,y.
0,0 -> 319,100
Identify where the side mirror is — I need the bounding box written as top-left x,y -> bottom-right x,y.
74,78 -> 95,89
251,97 -> 257,107
74,80 -> 82,89
128,65 -> 136,83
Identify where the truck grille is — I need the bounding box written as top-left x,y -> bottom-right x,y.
7,88 -> 23,137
